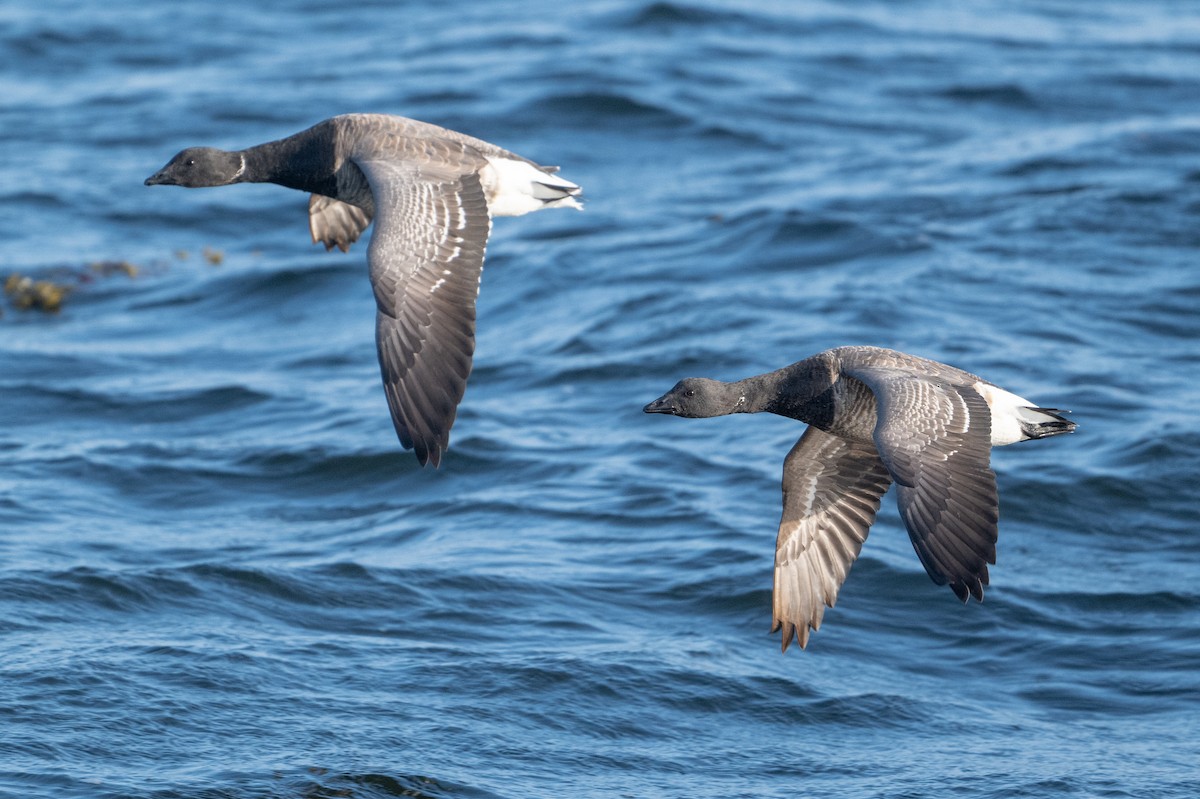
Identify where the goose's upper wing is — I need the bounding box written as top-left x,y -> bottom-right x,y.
773,426 -> 892,651
309,194 -> 373,253
354,155 -> 492,467
842,365 -> 999,602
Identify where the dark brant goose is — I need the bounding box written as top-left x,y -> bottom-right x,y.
146,113 -> 581,466
644,345 -> 1076,651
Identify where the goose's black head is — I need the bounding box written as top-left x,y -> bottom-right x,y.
643,377 -> 739,418
145,147 -> 244,188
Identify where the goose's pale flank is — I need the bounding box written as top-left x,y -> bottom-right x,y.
643,345 -> 1076,651
145,113 -> 581,466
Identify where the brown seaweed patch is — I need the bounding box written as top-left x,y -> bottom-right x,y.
4,274 -> 71,312
5,259 -> 142,315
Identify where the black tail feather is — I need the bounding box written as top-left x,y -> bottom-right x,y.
1020,407 -> 1077,439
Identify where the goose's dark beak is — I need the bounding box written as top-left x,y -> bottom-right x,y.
643,395 -> 676,414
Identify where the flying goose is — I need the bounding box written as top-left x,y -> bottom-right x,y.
644,345 -> 1076,650
146,113 -> 582,466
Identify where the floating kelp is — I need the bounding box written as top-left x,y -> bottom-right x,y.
5,259 -> 141,315
4,247 -> 235,318
4,274 -> 71,312
88,260 -> 139,278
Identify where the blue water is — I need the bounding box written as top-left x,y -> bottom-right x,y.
2,1 -> 1199,797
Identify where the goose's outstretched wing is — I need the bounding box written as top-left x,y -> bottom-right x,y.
843,366 -> 999,602
309,194 -> 373,253
356,156 -> 492,467
773,426 -> 892,651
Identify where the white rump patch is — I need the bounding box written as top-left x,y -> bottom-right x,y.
974,381 -> 1035,446
480,156 -> 582,217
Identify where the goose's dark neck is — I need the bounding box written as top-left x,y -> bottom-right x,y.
733,353 -> 837,425
239,120 -> 339,196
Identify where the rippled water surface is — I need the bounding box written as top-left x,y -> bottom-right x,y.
2,2 -> 1199,797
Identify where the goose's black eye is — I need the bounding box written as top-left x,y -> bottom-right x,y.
685,390 -> 695,398
185,159 -> 196,167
